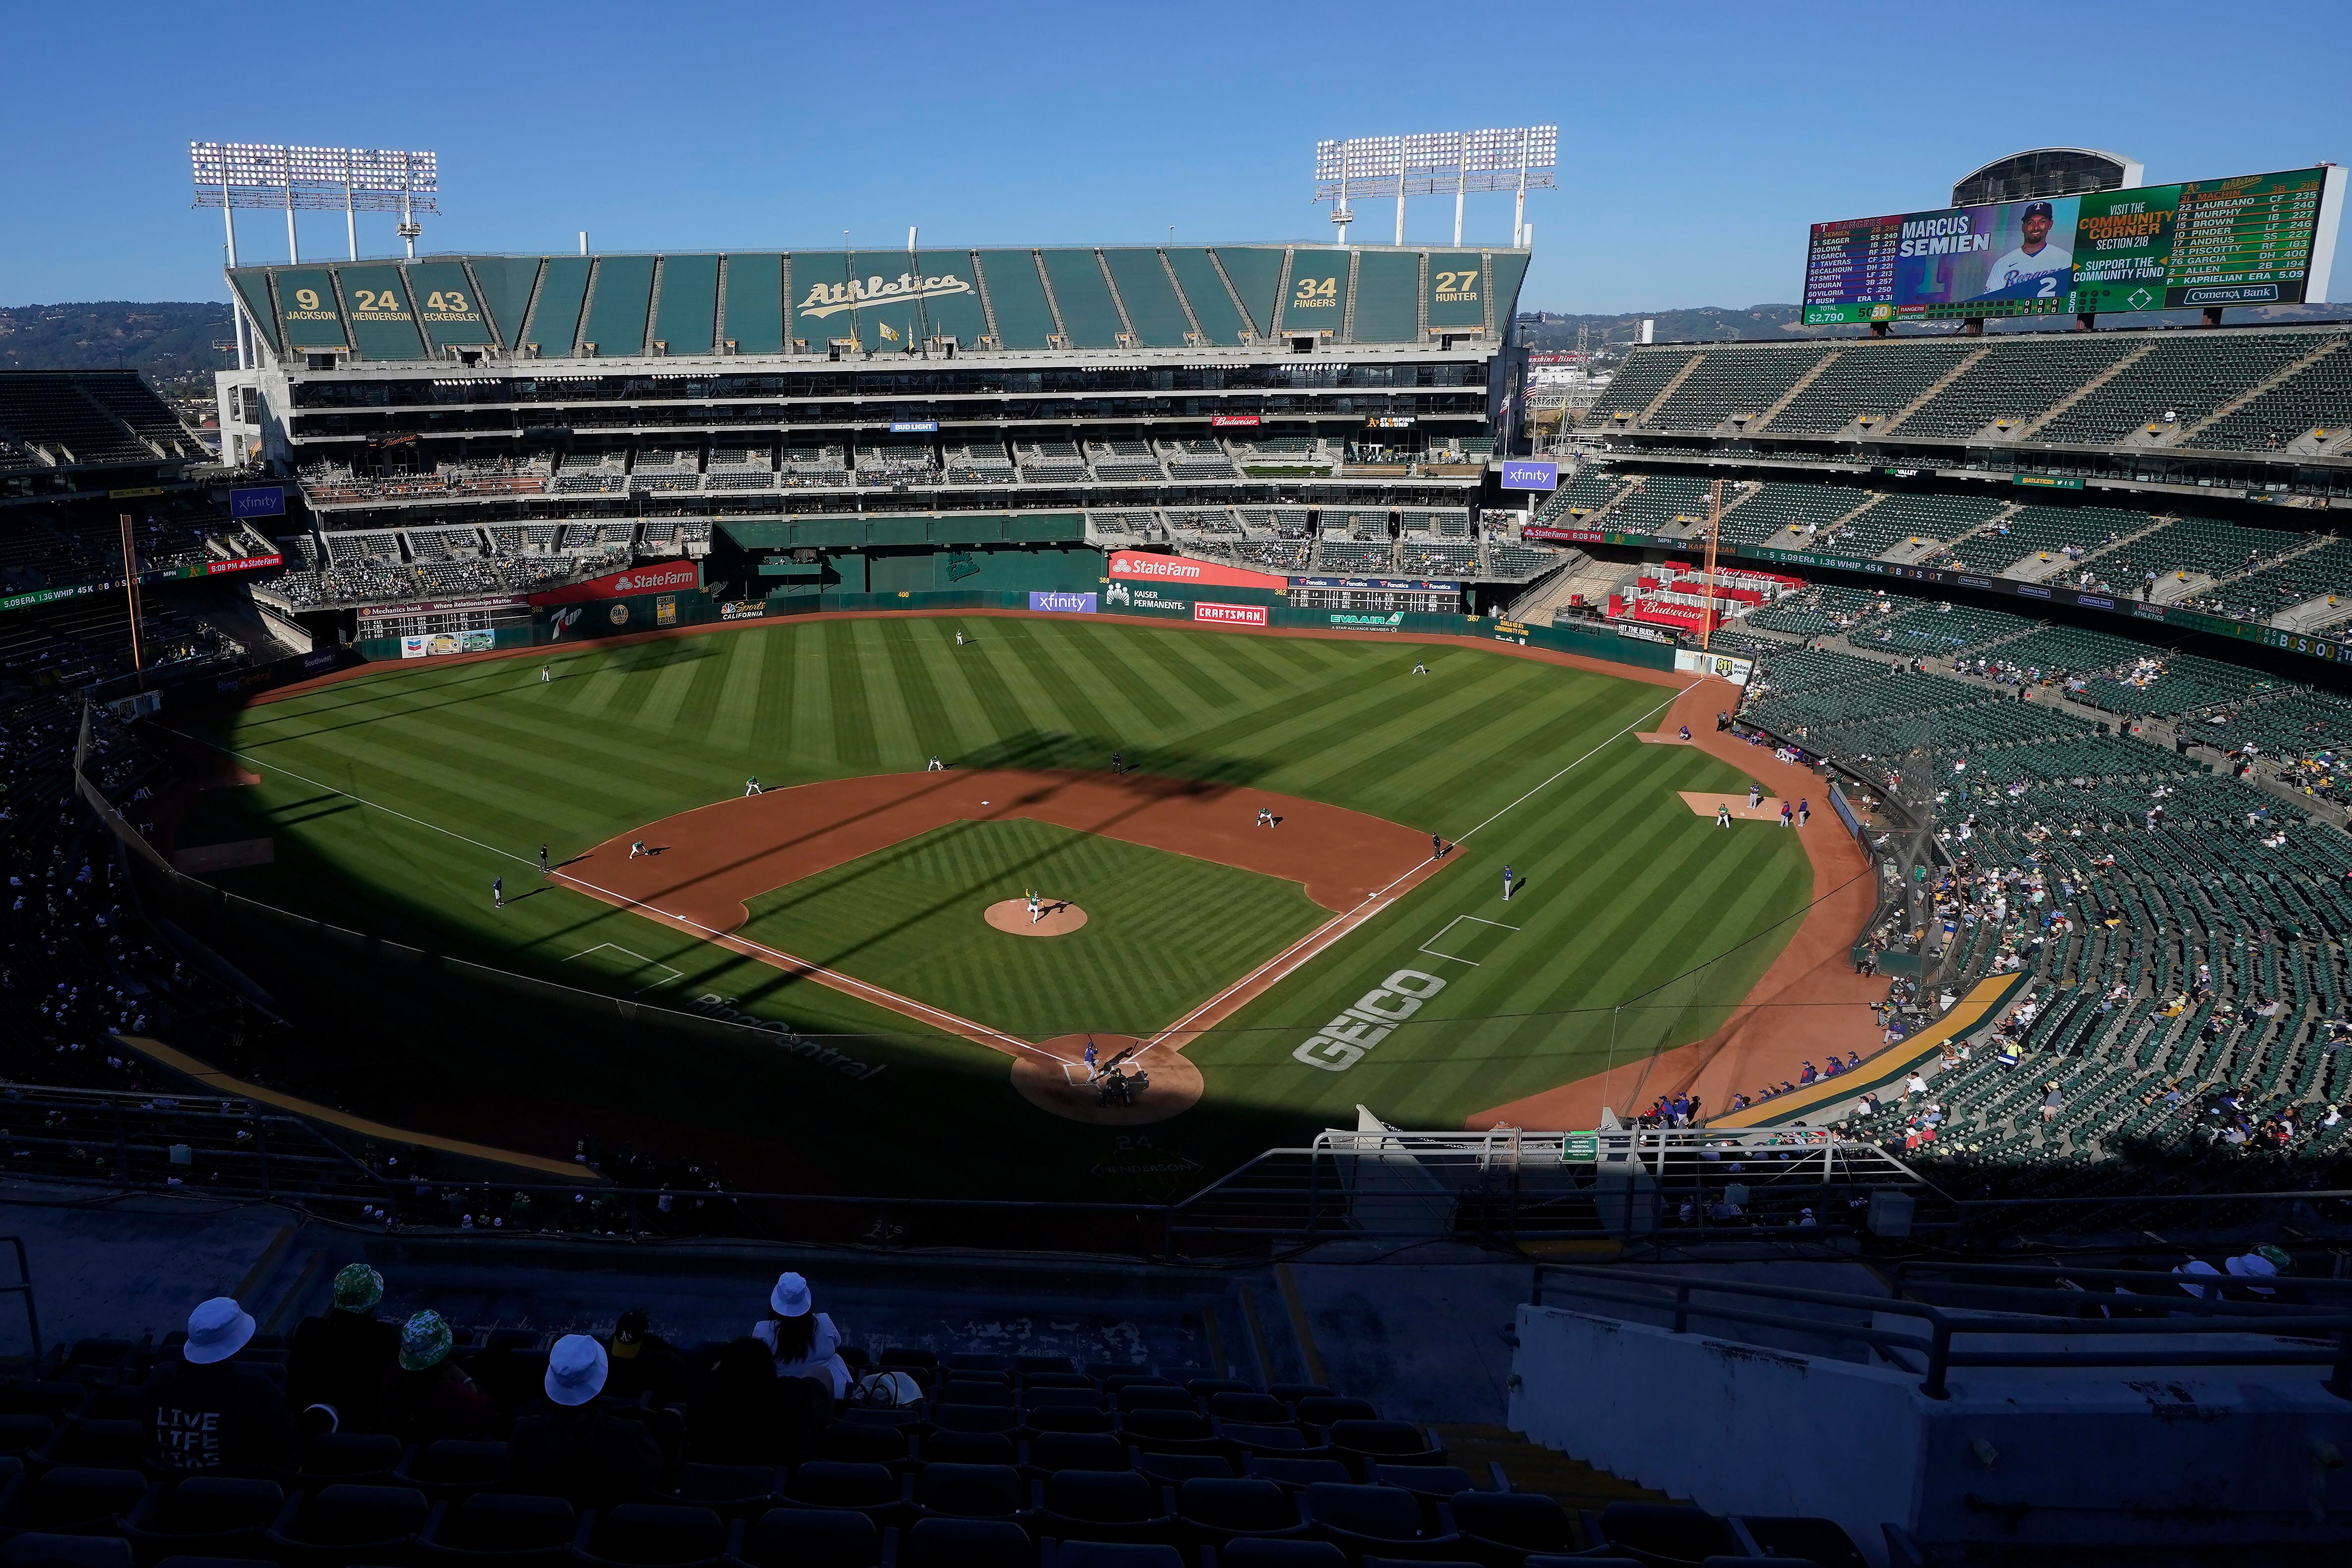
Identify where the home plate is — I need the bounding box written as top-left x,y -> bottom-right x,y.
1680,791 -> 1790,821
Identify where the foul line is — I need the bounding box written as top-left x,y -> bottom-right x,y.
1142,681 -> 1694,1052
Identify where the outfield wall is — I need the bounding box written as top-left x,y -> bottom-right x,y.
353,582 -> 1683,675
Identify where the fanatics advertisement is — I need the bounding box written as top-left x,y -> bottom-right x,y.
1803,165 -> 2344,322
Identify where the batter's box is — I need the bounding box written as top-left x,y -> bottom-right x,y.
564,942 -> 686,993
1419,914 -> 1519,967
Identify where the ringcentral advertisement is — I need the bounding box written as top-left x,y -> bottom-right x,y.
1803,165 -> 2346,323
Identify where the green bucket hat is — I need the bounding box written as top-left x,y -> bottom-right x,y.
398,1309 -> 453,1372
331,1263 -> 384,1313
2256,1244 -> 2293,1271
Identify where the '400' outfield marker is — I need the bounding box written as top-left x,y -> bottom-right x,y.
1293,970 -> 1447,1072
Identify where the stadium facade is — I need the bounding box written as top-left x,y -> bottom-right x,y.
214,243 -> 1556,641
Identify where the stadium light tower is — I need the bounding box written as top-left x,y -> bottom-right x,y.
1314,126 -> 1556,247
190,142 -> 440,265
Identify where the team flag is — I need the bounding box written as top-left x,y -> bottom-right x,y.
877,321 -> 900,342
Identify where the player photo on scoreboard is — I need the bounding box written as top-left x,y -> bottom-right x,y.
1893,194 -> 2082,308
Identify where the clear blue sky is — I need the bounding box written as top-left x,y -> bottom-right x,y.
4,0 -> 2347,314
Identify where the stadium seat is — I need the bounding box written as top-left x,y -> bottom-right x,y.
0,1416 -> 55,1458
569,1503 -> 729,1568
1327,1421 -> 1446,1472
898,1516 -> 1031,1568
932,1404 -> 1021,1436
1243,1458 -> 1352,1489
1025,1388 -> 1107,1413
292,1430 -> 407,1484
1731,1516 -> 1867,1568
910,1463 -> 1028,1525
1037,1470 -> 1174,1543
1293,1399 -> 1376,1427
1026,1431 -> 1131,1475
1265,1387 -> 1331,1405
1016,1358 -> 1078,1378
659,1465 -> 779,1519
724,1506 -> 881,1568
7,1467 -> 146,1535
119,1476 -> 286,1559
1370,1465 -> 1481,1499
1028,1408 -> 1116,1436
1174,1477 -> 1306,1547
1215,1541 -> 1348,1567
1586,1503 -> 1742,1562
0,1537 -> 130,1568
1046,1542 -> 1183,1568
1117,1411 -> 1219,1454
941,1381 -> 1015,1408
263,1481 -> 431,1567
1300,1482 -> 1460,1558
947,1355 -> 1012,1376
921,1431 -> 1017,1466
778,1462 -> 905,1525
1205,1394 -> 1291,1424
31,1421 -> 144,1471
419,1492 -> 579,1568
1451,1490 -> 1575,1559
1115,1387 -> 1195,1415
1135,1452 -> 1231,1485
1218,1424 -> 1332,1463
399,1439 -> 513,1500
816,1423 -> 911,1467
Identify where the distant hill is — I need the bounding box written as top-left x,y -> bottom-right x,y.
0,302 -> 233,397
1519,301 -> 2352,357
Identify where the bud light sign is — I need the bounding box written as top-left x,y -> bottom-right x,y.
229,486 -> 286,519
1028,591 -> 1097,614
1500,461 -> 1558,492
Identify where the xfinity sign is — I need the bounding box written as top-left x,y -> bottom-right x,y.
229,486 -> 285,519
1028,591 -> 1096,614
1500,461 -> 1558,492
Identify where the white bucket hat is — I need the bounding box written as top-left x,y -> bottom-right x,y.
545,1333 -> 609,1407
769,1272 -> 813,1317
184,1297 -> 256,1365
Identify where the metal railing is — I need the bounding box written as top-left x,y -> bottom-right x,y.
1529,1260 -> 2352,1401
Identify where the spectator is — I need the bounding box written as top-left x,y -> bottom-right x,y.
141,1297 -> 300,1472
755,1272 -> 850,1397
289,1263 -> 400,1435
686,1336 -> 828,1464
377,1309 -> 494,1443
509,1335 -> 664,1506
604,1309 -> 692,1406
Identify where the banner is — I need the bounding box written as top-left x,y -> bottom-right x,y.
1523,524 -> 1603,544
1674,648 -> 1754,686
1027,590 -> 1097,614
1106,551 -> 1289,593
1500,460 -> 1558,491
718,599 -> 770,622
1194,601 -> 1267,627
1290,576 -> 1461,592
229,486 -> 285,520
1210,415 -> 1261,427
529,561 -> 700,606
358,594 -> 528,622
399,629 -> 496,658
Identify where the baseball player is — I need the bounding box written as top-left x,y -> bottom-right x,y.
1111,750 -> 1124,776
1028,890 -> 1042,926
1717,804 -> 1733,829
1431,833 -> 1444,860
492,876 -> 503,909
1255,807 -> 1274,828
629,840 -> 646,859
745,776 -> 762,797
1083,1038 -> 1100,1079
1412,660 -> 1428,675
539,843 -> 549,873
539,665 -> 551,683
1748,782 -> 1763,811
1502,863 -> 1514,901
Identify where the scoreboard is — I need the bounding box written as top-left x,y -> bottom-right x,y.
1803,165 -> 2347,324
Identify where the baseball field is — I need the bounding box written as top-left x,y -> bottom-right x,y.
166,613 -> 1814,1198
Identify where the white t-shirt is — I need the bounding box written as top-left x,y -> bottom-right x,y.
754,1311 -> 849,1396
1978,244 -> 2072,298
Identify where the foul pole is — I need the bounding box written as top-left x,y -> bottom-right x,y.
1700,479 -> 1722,652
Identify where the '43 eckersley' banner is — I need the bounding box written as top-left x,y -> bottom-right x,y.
1105,551 -> 1289,594
529,561 -> 701,605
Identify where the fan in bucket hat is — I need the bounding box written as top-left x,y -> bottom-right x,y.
331,1264 -> 384,1314
769,1272 -> 813,1317
545,1334 -> 609,1406
183,1297 -> 256,1364
398,1310 -> 454,1372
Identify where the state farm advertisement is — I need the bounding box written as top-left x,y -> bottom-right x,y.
1193,602 -> 1268,627
529,561 -> 700,606
1106,551 -> 1288,594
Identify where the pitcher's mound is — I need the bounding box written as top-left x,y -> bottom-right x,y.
1011,1034 -> 1203,1124
985,897 -> 1088,937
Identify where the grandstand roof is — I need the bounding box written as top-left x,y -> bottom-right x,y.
226,244 -> 1531,363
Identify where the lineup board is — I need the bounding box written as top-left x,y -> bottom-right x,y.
1803,165 -> 2346,323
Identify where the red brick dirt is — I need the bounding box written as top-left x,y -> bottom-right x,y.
1466,676 -> 1884,1131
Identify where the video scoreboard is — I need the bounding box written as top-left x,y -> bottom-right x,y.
1803,165 -> 2347,324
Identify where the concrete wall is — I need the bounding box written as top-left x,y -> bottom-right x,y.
1509,1301 -> 2352,1562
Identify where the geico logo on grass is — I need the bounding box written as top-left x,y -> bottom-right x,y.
1292,970 -> 1446,1072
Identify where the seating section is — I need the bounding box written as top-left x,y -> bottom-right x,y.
1889,336 -> 2142,440
2179,537 -> 2352,623
0,372 -> 195,469
1849,602 -> 2039,656
1812,493 -> 2010,562
1764,341 -> 1977,434
1592,346 -> 1700,418
1086,442 -> 1165,483
1643,345 -> 1835,433
2035,334 -> 2322,447
1720,481 -> 1870,549
1943,506 -> 2150,575
2083,515 -> 2307,595
1604,473 -> 1718,534
2187,341 -> 2352,451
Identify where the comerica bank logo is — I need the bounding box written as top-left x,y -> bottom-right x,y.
798,273 -> 974,320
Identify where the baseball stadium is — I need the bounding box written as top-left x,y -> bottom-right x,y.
7,128 -> 2352,1562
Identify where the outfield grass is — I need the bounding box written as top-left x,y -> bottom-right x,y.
172,615 -> 1812,1196
736,819 -> 1328,1041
